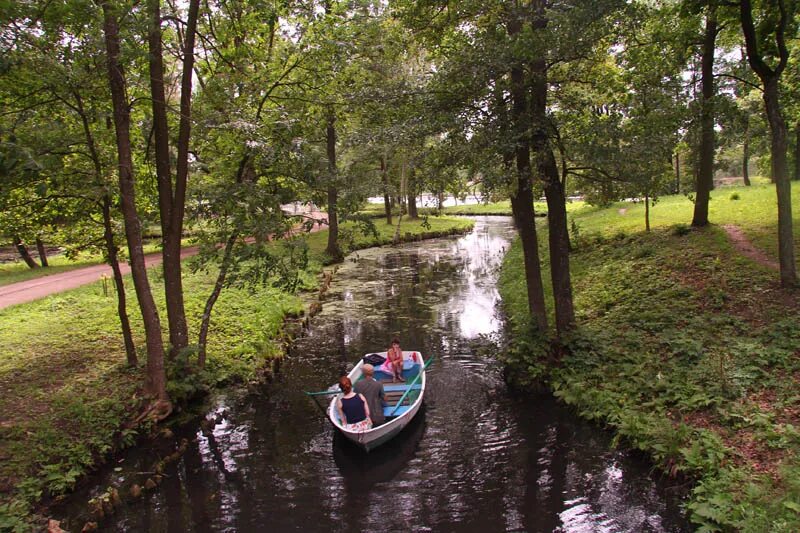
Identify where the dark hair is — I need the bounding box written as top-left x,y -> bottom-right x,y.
338,376 -> 352,393
391,337 -> 400,345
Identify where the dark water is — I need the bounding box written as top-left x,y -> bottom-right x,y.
57,216 -> 691,532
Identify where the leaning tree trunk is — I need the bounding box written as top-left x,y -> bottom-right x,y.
74,87 -> 136,366
325,111 -> 342,262
102,195 -> 138,366
198,232 -> 238,368
13,236 -> 38,269
35,237 -> 48,267
102,1 -> 169,402
692,1 -> 717,228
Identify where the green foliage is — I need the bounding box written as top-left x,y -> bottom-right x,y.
498,184 -> 800,530
730,192 -> 741,200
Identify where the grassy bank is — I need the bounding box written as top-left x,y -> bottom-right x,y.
0,215 -> 471,529
498,182 -> 800,531
308,215 -> 474,262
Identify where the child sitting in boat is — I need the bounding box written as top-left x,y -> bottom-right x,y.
384,338 -> 405,382
336,376 -> 372,431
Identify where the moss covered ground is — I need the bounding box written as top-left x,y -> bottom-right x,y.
0,215 -> 471,529
498,181 -> 800,532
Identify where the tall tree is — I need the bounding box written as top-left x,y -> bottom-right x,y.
692,1 -> 719,227
146,0 -> 201,353
740,0 -> 797,287
101,1 -> 169,404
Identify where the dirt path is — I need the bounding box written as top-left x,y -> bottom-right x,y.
722,224 -> 779,271
0,212 -> 326,311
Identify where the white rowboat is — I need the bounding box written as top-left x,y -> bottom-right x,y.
327,351 -> 427,452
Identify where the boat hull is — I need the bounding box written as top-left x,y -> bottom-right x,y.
328,351 -> 426,452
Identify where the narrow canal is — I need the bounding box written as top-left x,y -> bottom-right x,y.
60,216 -> 690,532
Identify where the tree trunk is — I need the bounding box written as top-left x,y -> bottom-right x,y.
147,0 -> 191,353
13,236 -> 38,269
381,155 -> 392,224
645,193 -> 651,232
35,237 -> 48,267
407,166 -> 418,219
103,195 -> 138,366
74,88 -> 136,366
794,122 -> 800,181
102,2 -> 169,402
509,55 -> 548,333
325,111 -> 342,261
743,117 -> 751,185
675,152 -> 681,193
763,80 -> 797,287
529,1 -> 573,337
692,1 -> 717,228
198,232 -> 238,368
741,0 -> 796,288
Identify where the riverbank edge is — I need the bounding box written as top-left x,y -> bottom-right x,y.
1,216 -> 475,532
497,226 -> 800,532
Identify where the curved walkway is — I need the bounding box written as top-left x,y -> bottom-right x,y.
722,224 -> 779,271
0,212 -> 327,311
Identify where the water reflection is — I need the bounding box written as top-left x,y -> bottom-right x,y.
55,217 -> 689,532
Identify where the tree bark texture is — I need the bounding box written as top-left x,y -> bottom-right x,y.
198,232 -> 238,368
13,236 -> 39,269
381,155 -> 392,224
35,237 -> 48,267
102,2 -> 169,400
741,0 -> 797,287
74,88 -> 137,366
103,195 -> 138,366
325,112 -> 342,261
763,80 -> 797,287
743,117 -> 751,185
147,0 -> 195,352
529,0 -> 574,337
509,52 -> 548,333
795,123 -> 800,181
407,166 -> 418,219
692,1 -> 717,228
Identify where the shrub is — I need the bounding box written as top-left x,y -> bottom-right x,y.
672,223 -> 691,236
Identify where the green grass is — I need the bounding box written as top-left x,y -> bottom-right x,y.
568,181 -> 800,259
498,181 -> 800,531
0,215 -> 471,529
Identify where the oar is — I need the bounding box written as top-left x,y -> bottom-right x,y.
304,389 -> 340,419
304,389 -> 340,397
389,356 -> 434,417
